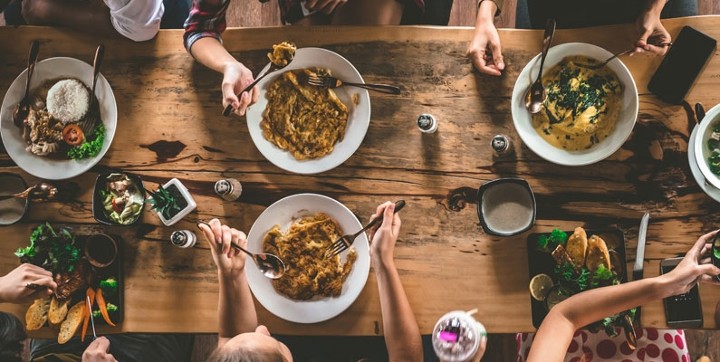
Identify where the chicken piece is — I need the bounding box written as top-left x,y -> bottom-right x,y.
586,235 -> 612,272
566,227 -> 589,269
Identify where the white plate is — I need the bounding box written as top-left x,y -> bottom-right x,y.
0,57 -> 117,180
511,43 -> 638,166
692,104 -> 720,190
689,113 -> 720,203
245,48 -> 371,174
246,193 -> 370,323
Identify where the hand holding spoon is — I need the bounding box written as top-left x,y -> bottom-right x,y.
525,19 -> 556,114
197,221 -> 286,279
13,40 -> 40,127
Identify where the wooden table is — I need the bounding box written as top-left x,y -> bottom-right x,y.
1,17 -> 719,336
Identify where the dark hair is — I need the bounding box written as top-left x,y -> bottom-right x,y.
0,312 -> 26,362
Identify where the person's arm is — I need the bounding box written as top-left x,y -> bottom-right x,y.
528,230 -> 720,362
368,202 -> 423,362
466,0 -> 504,76
104,0 -> 163,42
184,0 -> 257,116
21,0 -> 120,38
198,220 -> 258,348
82,337 -> 118,362
0,263 -> 56,304
632,0 -> 672,55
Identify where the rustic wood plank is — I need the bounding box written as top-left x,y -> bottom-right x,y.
0,18 -> 720,336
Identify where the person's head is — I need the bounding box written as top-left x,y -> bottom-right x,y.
207,325 -> 292,362
0,312 -> 26,362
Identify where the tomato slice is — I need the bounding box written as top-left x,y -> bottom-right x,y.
62,124 -> 85,146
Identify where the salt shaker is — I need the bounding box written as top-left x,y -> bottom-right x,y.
214,178 -> 242,201
491,134 -> 510,154
170,230 -> 197,248
417,114 -> 438,133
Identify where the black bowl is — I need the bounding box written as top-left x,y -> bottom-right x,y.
92,173 -> 146,225
476,178 -> 536,237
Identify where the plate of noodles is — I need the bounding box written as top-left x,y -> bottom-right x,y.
245,47 -> 371,174
246,193 -> 370,323
0,57 -> 117,180
511,43 -> 638,166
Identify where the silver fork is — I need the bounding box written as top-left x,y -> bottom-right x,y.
305,73 -> 401,95
575,42 -> 672,70
325,200 -> 406,259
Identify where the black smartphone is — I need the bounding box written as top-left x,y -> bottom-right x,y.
660,257 -> 703,328
647,26 -> 717,104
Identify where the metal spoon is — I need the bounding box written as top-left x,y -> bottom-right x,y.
0,182 -> 57,202
13,40 -> 40,127
197,221 -> 286,279
222,57 -> 294,117
525,19 -> 556,114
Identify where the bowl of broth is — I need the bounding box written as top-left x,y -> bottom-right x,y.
477,178 -> 536,237
0,173 -> 29,226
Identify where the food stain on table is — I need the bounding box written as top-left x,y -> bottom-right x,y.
446,186 -> 479,212
140,140 -> 186,161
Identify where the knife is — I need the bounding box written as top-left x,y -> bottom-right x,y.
633,212 -> 650,282
87,296 -> 97,340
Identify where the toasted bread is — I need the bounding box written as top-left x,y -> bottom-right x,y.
566,227 -> 588,268
58,301 -> 84,344
48,297 -> 71,326
586,235 -> 612,272
25,297 -> 51,331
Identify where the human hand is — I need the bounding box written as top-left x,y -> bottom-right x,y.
0,263 -> 56,304
82,337 -> 117,362
198,219 -> 247,278
467,22 -> 504,76
661,230 -> 720,297
368,202 -> 401,266
632,6 -> 671,56
222,61 -> 258,116
305,0 -> 348,15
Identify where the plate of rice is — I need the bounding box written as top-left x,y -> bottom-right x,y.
0,57 -> 117,180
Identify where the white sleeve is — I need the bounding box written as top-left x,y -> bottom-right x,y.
103,0 -> 165,42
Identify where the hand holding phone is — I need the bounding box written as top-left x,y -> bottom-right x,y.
660,257 -> 703,328
647,26 -> 717,104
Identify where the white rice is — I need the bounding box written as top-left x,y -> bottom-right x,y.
46,79 -> 90,124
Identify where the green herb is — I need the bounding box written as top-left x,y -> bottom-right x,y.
148,186 -> 181,219
537,228 -> 568,251
15,223 -> 81,274
544,62 -> 621,124
100,277 -> 118,295
67,124 -> 105,160
92,303 -> 118,318
590,264 -> 617,288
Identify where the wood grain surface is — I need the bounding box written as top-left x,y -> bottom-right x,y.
0,17 -> 719,336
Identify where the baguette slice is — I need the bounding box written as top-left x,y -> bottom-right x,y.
565,227 -> 588,268
58,301 -> 85,344
48,296 -> 71,326
25,297 -> 51,331
586,234 -> 612,272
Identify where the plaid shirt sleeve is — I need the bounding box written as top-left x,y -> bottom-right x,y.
183,0 -> 231,53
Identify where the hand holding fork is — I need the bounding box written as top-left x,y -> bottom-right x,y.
325,200 -> 405,258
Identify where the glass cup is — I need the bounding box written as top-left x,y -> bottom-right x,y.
432,310 -> 486,362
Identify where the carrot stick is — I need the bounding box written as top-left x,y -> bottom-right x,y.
81,288 -> 95,341
95,289 -> 116,327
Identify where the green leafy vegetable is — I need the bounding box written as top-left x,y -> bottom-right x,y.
92,303 -> 118,318
554,262 -> 589,294
15,223 -> 81,273
537,228 -> 569,251
67,124 -> 105,160
148,186 -> 181,219
590,264 -> 616,288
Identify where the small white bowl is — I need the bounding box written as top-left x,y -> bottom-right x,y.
156,178 -> 197,226
693,103 -> 720,190
511,43 -> 639,166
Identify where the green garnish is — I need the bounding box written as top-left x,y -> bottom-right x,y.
537,228 -> 568,251
15,223 -> 81,273
67,124 -> 105,160
100,277 -> 119,295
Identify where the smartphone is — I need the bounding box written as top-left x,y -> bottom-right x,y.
647,26 -> 717,104
660,257 -> 703,328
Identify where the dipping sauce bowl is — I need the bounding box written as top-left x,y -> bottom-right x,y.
477,178 -> 536,237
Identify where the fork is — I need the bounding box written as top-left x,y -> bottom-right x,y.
325,200 -> 406,259
305,74 -> 401,95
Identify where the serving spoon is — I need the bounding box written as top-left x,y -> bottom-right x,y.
0,182 -> 57,202
13,40 -> 40,128
222,57 -> 294,117
197,221 -> 286,279
525,19 -> 556,114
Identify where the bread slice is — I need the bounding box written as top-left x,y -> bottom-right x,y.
586,234 -> 612,272
25,297 -> 51,331
58,301 -> 85,344
48,297 -> 71,326
565,227 -> 588,268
